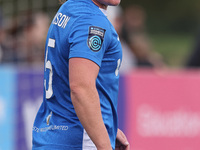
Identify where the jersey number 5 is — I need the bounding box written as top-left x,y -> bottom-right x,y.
44,38 -> 55,99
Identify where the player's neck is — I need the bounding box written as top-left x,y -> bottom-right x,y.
92,0 -> 107,10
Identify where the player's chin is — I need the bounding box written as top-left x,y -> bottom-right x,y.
101,0 -> 121,6
109,0 -> 121,6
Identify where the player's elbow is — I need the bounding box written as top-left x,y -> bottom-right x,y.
70,82 -> 94,101
70,82 -> 83,96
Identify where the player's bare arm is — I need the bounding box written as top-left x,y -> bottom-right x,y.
69,58 -> 112,150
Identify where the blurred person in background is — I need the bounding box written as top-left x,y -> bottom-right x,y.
3,14 -> 32,64
0,12 -> 49,65
0,9 -> 19,63
0,8 -> 3,62
32,0 -> 129,150
186,31 -> 200,68
107,5 -> 137,73
122,5 -> 165,68
21,12 -> 50,65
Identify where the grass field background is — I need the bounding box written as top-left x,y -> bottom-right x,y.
150,33 -> 195,67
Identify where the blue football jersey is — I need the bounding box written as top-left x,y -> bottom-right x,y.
32,0 -> 122,149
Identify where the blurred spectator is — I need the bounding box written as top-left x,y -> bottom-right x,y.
0,9 -> 3,62
186,31 -> 200,68
122,5 -> 165,68
0,8 -> 2,28
0,8 -> 18,63
21,12 -> 50,64
0,11 -> 49,65
107,6 -> 137,73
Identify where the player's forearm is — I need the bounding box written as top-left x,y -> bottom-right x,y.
70,85 -> 112,150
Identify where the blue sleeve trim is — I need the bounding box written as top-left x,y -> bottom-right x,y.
69,51 -> 102,67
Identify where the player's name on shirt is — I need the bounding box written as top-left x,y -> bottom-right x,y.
52,12 -> 70,29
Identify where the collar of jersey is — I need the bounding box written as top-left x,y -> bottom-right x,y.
99,8 -> 107,16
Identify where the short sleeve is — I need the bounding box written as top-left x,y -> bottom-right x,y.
68,15 -> 110,67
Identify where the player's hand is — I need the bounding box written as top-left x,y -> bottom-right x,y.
115,129 -> 130,150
